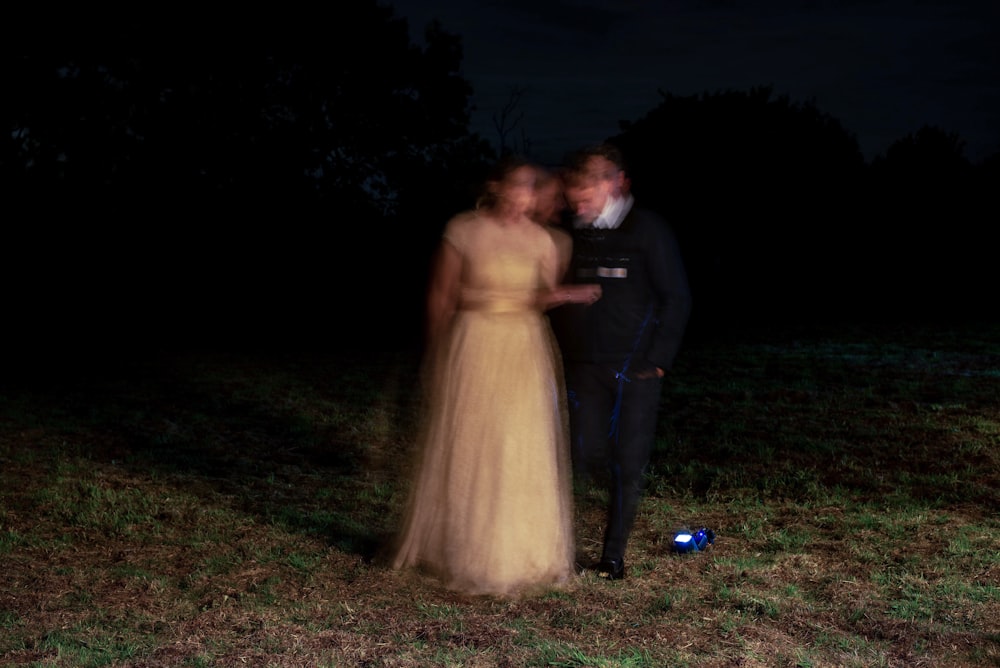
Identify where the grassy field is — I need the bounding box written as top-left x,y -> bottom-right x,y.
2,320 -> 999,667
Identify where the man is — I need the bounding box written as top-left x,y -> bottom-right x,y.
551,143 -> 691,580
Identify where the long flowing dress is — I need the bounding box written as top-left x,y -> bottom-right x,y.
391,210 -> 575,597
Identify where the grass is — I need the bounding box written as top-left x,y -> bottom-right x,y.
2,320 -> 999,667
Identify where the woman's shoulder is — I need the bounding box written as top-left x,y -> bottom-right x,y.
445,209 -> 492,233
442,209 -> 485,249
444,209 -> 479,227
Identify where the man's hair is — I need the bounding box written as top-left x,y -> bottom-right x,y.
564,142 -> 627,176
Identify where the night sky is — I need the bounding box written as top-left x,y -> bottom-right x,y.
388,0 -> 1000,165
4,3 -> 996,365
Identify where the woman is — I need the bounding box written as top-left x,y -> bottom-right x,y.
390,156 -> 600,597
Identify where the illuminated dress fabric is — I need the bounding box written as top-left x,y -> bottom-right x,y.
391,211 -> 575,596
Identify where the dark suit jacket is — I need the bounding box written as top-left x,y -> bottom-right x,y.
550,204 -> 691,373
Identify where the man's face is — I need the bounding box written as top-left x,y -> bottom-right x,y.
566,156 -> 622,224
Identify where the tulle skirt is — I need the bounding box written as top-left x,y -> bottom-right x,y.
391,308 -> 575,596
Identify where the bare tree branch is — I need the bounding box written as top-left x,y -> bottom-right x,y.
492,85 -> 526,156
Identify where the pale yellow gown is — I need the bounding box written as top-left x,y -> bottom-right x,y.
391,210 -> 575,597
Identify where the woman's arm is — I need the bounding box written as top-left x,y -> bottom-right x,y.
538,283 -> 602,311
537,225 -> 601,310
425,239 -> 462,349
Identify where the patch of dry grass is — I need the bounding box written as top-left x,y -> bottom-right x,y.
2,321 -> 999,666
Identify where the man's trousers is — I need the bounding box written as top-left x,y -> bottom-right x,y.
565,361 -> 663,563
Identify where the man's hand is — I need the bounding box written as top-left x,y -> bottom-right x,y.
633,366 -> 665,380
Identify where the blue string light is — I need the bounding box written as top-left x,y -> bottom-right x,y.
607,302 -> 655,442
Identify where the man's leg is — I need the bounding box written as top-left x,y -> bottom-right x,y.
565,362 -> 613,482
601,374 -> 663,566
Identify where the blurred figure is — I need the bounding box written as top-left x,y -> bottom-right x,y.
531,166 -> 572,280
390,156 -> 601,597
551,143 -> 691,581
531,165 -> 568,226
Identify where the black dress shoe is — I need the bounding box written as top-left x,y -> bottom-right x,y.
595,558 -> 625,580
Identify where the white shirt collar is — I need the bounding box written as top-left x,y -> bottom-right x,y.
585,194 -> 634,229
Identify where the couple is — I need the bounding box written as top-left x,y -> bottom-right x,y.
390,144 -> 691,597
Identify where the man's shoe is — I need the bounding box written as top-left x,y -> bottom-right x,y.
595,558 -> 625,580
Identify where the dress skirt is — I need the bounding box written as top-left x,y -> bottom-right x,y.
391,303 -> 575,597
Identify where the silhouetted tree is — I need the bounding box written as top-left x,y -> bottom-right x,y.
5,8 -> 489,217
979,150 -> 1000,174
492,86 -> 527,158
2,5 -> 492,354
873,125 -> 971,176
609,86 -> 866,332
865,126 -> 989,322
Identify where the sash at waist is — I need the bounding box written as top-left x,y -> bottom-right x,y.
460,297 -> 537,313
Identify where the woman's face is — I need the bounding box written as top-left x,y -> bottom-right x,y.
494,165 -> 537,215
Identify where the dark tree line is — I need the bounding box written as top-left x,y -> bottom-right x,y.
610,88 -> 998,336
3,5 -> 494,357
4,5 -> 996,363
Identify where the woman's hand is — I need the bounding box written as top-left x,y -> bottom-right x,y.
564,284 -> 602,305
